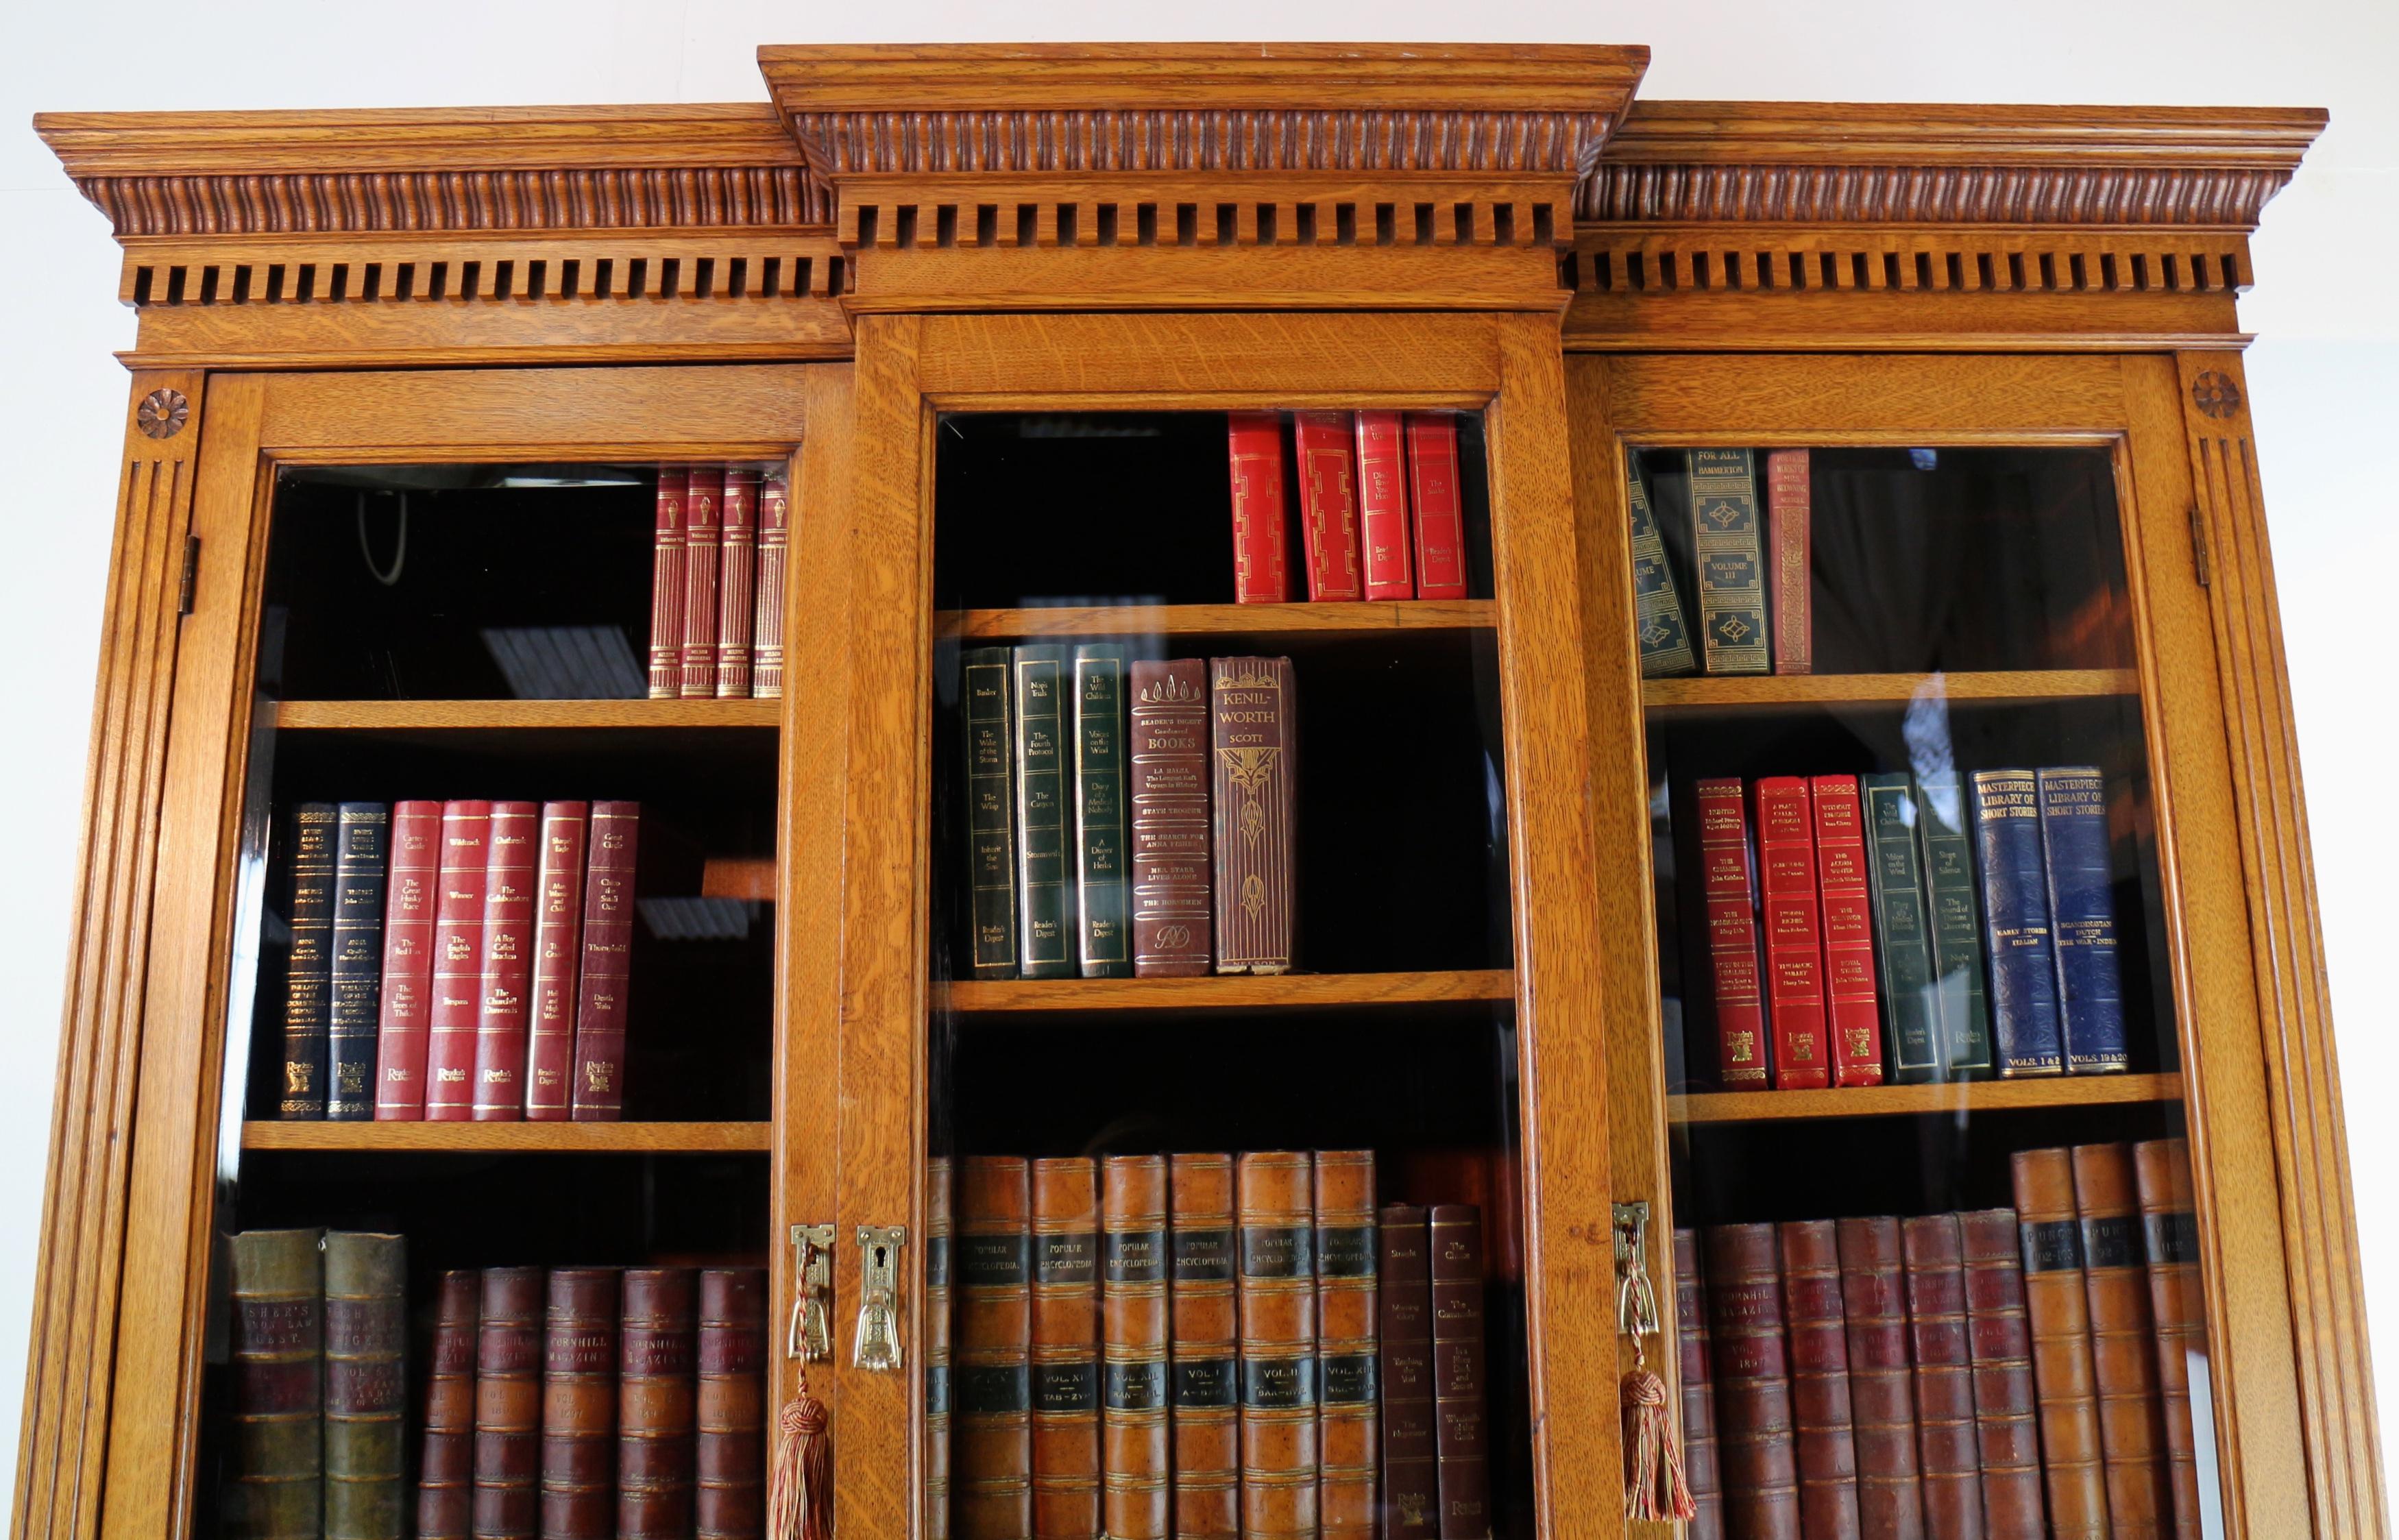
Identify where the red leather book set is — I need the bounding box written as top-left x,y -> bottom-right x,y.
646,465 -> 792,700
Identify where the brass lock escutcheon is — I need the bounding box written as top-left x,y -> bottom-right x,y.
853,1224 -> 908,1372
787,1223 -> 835,1363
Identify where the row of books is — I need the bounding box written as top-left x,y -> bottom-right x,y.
1694,767 -> 2125,1090
1630,448 -> 1812,677
962,652 -> 1295,979
276,800 -> 641,1121
940,1152 -> 1491,1540
1677,1139 -> 2202,1540
644,465 -> 790,700
1226,411 -> 1473,604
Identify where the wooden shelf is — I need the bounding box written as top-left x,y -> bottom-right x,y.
939,968 -> 1515,1016
1669,1071 -> 2182,1125
273,698 -> 781,731
1642,669 -> 2139,712
937,600 -> 1494,642
240,1120 -> 771,1152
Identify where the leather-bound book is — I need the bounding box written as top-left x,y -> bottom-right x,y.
648,467 -> 689,699
1778,1221 -> 1862,1540
2036,770 -> 2128,1074
1227,411 -> 1291,604
326,803 -> 389,1121
419,1271 -> 480,1540
228,1228 -> 324,1540
1860,775 -> 1940,1084
1313,1150 -> 1378,1539
474,1266 -> 546,1540
716,465 -> 759,698
424,800 -> 493,1122
1128,660 -> 1212,977
1956,1210 -> 2043,1540
1897,1215 -> 1981,1540
2133,1140 -> 2205,1539
2009,1149 -> 2108,1539
374,800 -> 443,1119
959,1156 -> 1035,1540
523,802 -> 589,1121
278,803 -> 338,1119
619,1268 -> 698,1540
541,1269 -> 620,1540
1012,645 -> 1077,979
570,801 -> 640,1120
471,800 -> 539,1120
1968,771 -> 2065,1077
324,1232 -> 406,1540
1404,413 -> 1469,600
1765,449 -> 1811,675
697,1268 -> 767,1540
1032,1158 -> 1102,1540
1835,1218 -> 1923,1540
1294,410 -> 1365,601
1355,411 -> 1414,600
1101,1156 -> 1170,1540
1169,1153 -> 1239,1540
1754,777 -> 1832,1090
1238,1152 -> 1319,1540
1914,774 -> 1995,1079
1209,657 -> 1295,975
1627,453 -> 1696,678
928,1159 -> 955,1540
1688,448 -> 1770,674
680,464 -> 725,698
1810,774 -> 1886,1088
1695,779 -> 1770,1088
751,468 -> 790,698
1071,646 -> 1132,978
1672,1230 -> 1725,1540
1705,1223 -> 1801,1540
963,648 -> 1020,979
2071,1145 -> 2174,1538
1428,1204 -> 1491,1540
1381,1206 -> 1438,1540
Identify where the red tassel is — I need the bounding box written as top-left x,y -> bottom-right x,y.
1621,1365 -> 1696,1522
767,1368 -> 833,1540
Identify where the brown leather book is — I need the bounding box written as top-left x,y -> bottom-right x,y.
2010,1149 -> 2109,1540
474,1266 -> 546,1540
570,800 -> 640,1120
470,800 -> 539,1121
1835,1218 -> 1923,1540
1705,1223 -> 1801,1540
1672,1228 -> 1725,1540
1237,1151 -> 1319,1540
1957,1210 -> 2043,1540
619,1268 -> 698,1540
1897,1215 -> 1981,1540
522,801 -> 589,1121
324,1232 -> 407,1540
1313,1151 -> 1379,1539
1779,1221 -> 1863,1540
960,1156 -> 1034,1540
1428,1203 -> 1491,1540
539,1269 -> 620,1540
1381,1206 -> 1438,1540
2133,1139 -> 2206,1539
1128,659 -> 1213,977
927,1158 -> 955,1540
419,1271 -> 480,1540
1169,1153 -> 1239,1540
697,1268 -> 767,1540
230,1229 -> 324,1540
1101,1156 -> 1170,1540
1032,1158 -> 1102,1540
2071,1144 -> 2176,1540
1209,658 -> 1295,975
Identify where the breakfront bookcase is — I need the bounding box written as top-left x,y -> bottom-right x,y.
21,40 -> 2378,1540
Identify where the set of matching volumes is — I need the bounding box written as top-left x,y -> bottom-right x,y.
645,465 -> 791,700
963,653 -> 1297,979
1697,767 -> 2125,1090
1629,448 -> 1812,678
1677,1138 -> 2204,1540
947,1152 -> 1492,1540
276,798 -> 642,1122
1228,412 -> 1471,604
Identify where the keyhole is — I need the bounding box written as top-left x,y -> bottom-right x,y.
874,1246 -> 888,1269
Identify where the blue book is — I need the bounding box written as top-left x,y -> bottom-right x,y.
2037,767 -> 2130,1073
326,801 -> 389,1121
1968,769 -> 2065,1077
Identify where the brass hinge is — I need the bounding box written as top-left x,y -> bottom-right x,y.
176,535 -> 202,616
2188,508 -> 2212,589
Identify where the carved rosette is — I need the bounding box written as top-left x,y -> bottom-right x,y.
136,388 -> 188,439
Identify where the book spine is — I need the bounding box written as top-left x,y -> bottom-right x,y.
1012,645 -> 1077,979
964,648 -> 1021,979
1766,449 -> 1811,675
1102,1156 -> 1170,1540
424,801 -> 493,1122
474,1267 -> 546,1540
1354,411 -> 1414,600
1072,646 -> 1132,978
1896,1214 -> 1980,1540
1429,1205 -> 1492,1540
648,468 -> 688,700
716,466 -> 759,698
1209,657 -> 1296,975
1380,1206 -> 1439,1540
1957,1210 -> 2045,1540
2009,1149 -> 2109,1540
1779,1221 -> 1864,1540
1811,774 -> 1886,1088
1689,449 -> 1770,674
1239,1152 -> 1319,1540
1695,779 -> 1770,1088
373,800 -> 443,1119
1706,1223 -> 1802,1540
278,803 -> 338,1118
418,1270 -> 480,1540
324,1232 -> 406,1540
927,1160 -> 955,1540
1128,659 -> 1213,977
680,465 -> 724,698
229,1228 -> 324,1540
1971,771 -> 2067,1076
1227,412 -> 1292,604
1672,1229 -> 1725,1540
1033,1158 -> 1103,1540
570,801 -> 640,1120
2071,1143 -> 2176,1539
960,1157 -> 1034,1540
696,1269 -> 767,1540
1627,454 -> 1696,677
1834,1217 -> 1922,1540
470,800 -> 539,1120
523,803 -> 589,1121
1860,774 -> 1941,1084
751,469 -> 790,698
539,1269 -> 620,1540
2134,1140 -> 2207,1540
2038,769 -> 2129,1073
1170,1153 -> 1239,1540
1405,414 -> 1468,600
1313,1150 -> 1378,1539
619,1268 -> 698,1540
1755,777 -> 1834,1090
1915,773 -> 1995,1079
326,803 -> 389,1121
1294,410 -> 1365,600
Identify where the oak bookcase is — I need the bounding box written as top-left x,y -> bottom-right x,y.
21,41 -> 2376,1540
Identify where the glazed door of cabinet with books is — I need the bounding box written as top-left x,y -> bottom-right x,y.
1572,351 -> 2324,1540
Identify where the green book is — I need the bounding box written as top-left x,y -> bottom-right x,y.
1687,448 -> 1770,674
1862,773 -> 1943,1084
1916,770 -> 1997,1079
1011,645 -> 1077,979
228,1228 -> 324,1540
962,647 -> 1019,978
1071,645 -> 1132,978
1626,454 -> 1696,677
322,1232 -> 406,1540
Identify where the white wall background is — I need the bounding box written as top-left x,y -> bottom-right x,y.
3,0 -> 2393,1515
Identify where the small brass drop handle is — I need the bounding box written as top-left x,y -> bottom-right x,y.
853,1224 -> 908,1373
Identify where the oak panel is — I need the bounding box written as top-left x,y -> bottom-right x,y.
274,698 -> 780,730
938,970 -> 1513,1016
254,364 -> 809,456
1601,351 -> 2129,436
1670,1073 -> 2183,1125
916,312 -> 1502,400
847,242 -> 1566,315
938,600 -> 1494,641
240,1121 -> 770,1152
1642,668 -> 2138,710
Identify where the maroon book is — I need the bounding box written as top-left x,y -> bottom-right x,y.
1208,657 -> 1295,975
470,802 -> 539,1121
1958,1210 -> 2045,1540
1673,1228 -> 1725,1540
716,467 -> 759,698
372,799 -> 442,1119
1380,1204 -> 1437,1540
523,802 -> 589,1121
1755,777 -> 1833,1090
752,470 -> 790,699
697,1269 -> 768,1540
1354,409 -> 1414,601
1404,414 -> 1468,600
541,1269 -> 621,1540
418,1270 -> 480,1540
1836,1217 -> 1925,1540
647,467 -> 688,700
1128,659 -> 1213,977
474,1267 -> 546,1540
1766,449 -> 1811,675
1294,410 -> 1365,601
620,1269 -> 699,1540
1226,412 -> 1291,604
1780,1221 -> 1863,1540
1897,1214 -> 1982,1540
1694,779 -> 1770,1089
422,800 -> 492,1122
1428,1205 -> 1490,1540
1705,1223 -> 1801,1540
680,465 -> 725,698
570,801 -> 640,1120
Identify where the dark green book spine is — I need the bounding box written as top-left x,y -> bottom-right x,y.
323,1232 -> 407,1540
1687,448 -> 1770,675
963,648 -> 1020,978
1861,773 -> 1942,1084
1012,645 -> 1077,979
279,803 -> 338,1119
228,1227 -> 326,1540
1072,645 -> 1132,978
1916,771 -> 1996,1079
1626,454 -> 1696,677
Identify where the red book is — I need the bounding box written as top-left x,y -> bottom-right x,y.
715,467 -> 759,699
1226,413 -> 1291,604
1293,410 -> 1365,601
471,801 -> 539,1121
524,802 -> 589,1121
647,469 -> 687,700
1779,1221 -> 1863,1540
1767,449 -> 1811,675
1811,774 -> 1886,1088
1755,777 -> 1834,1090
753,469 -> 790,700
372,800 -> 442,1119
570,801 -> 641,1119
1694,779 -> 1770,1089
680,465 -> 724,698
1404,413 -> 1468,600
1354,411 -> 1414,600
423,800 -> 492,1121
